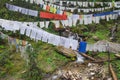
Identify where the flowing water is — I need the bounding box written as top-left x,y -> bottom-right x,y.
43,52 -> 111,80
75,52 -> 84,63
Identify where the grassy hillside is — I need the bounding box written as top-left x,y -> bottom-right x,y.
0,0 -> 120,80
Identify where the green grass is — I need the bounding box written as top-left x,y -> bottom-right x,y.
36,41 -> 71,73
0,40 -> 71,79
112,59 -> 120,80
97,52 -> 115,59
87,29 -> 109,43
0,45 -> 26,79
93,31 -> 108,40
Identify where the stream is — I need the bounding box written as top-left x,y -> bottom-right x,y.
43,53 -> 112,80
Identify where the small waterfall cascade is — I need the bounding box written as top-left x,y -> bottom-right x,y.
75,52 -> 84,63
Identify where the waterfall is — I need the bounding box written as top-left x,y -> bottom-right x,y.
75,52 -> 84,63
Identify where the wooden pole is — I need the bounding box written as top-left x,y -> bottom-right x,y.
91,59 -> 115,63
106,43 -> 111,76
80,53 -> 96,61
109,64 -> 118,80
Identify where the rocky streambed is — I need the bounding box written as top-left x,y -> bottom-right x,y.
44,60 -> 112,80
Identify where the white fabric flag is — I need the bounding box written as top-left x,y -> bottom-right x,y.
115,14 -> 118,19
30,28 -> 37,40
60,1 -> 62,6
45,21 -> 49,28
1,20 -> 7,30
78,9 -> 81,12
88,14 -> 93,24
61,20 -> 65,27
69,39 -> 78,50
68,19 -> 72,27
73,1 -> 76,6
73,19 -> 78,26
21,8 -> 29,15
40,22 -> 45,28
72,14 -> 79,26
36,0 -> 40,4
13,6 -> 19,12
95,17 -> 100,23
54,35 -> 60,46
78,2 -> 82,7
48,34 -> 55,44
64,20 -> 69,26
84,17 -> 88,25
59,37 -> 66,47
109,14 -> 113,20
71,8 -> 75,12
106,15 -> 110,21
20,24 -> 27,35
35,30 -> 43,40
91,9 -> 94,12
64,38 -> 70,48
43,4 -> 46,10
86,2 -> 88,7
28,9 -> 38,17
83,2 -> 86,7
80,18 -> 83,24
101,15 -> 106,19
67,1 -> 69,5
89,2 -> 92,7
25,0 -> 28,2
112,14 -> 115,19
92,17 -> 96,23
13,21 -> 20,31
42,31 -> 48,42
30,0 -> 34,3
59,10 -> 63,15
7,21 -> 14,31
92,2 -> 95,7
26,27 -> 32,37
33,22 -> 39,26
52,21 -> 60,28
